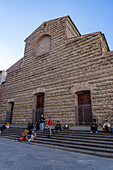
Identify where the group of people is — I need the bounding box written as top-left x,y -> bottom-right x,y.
2,116 -> 111,140
36,115 -> 53,136
19,115 -> 65,140
19,115 -> 53,141
90,118 -> 111,134
19,121 -> 37,142
36,115 -> 62,137
25,115 -> 111,136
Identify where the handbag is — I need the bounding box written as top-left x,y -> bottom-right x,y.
19,136 -> 24,142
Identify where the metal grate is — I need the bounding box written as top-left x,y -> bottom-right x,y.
32,108 -> 44,123
76,104 -> 92,125
6,111 -> 13,124
36,108 -> 44,121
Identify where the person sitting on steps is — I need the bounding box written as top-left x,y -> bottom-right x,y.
103,119 -> 111,133
55,121 -> 61,133
1,120 -> 10,132
19,129 -> 29,141
63,124 -> 69,130
90,121 -> 98,133
27,121 -> 34,135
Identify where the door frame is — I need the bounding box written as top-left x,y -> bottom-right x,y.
75,90 -> 92,125
77,90 -> 92,125
6,101 -> 14,124
32,92 -> 45,123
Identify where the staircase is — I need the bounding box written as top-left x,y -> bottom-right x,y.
1,127 -> 113,158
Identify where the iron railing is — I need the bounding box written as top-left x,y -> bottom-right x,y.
76,104 -> 92,125
6,110 -> 13,124
32,108 -> 44,123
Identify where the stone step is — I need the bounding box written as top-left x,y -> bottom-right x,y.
52,132 -> 113,139
2,134 -> 113,156
3,128 -> 112,136
1,127 -> 113,158
2,133 -> 113,151
37,133 -> 113,142
2,130 -> 113,142
1,126 -> 110,134
32,139 -> 113,154
2,133 -> 113,146
2,134 -> 113,158
34,137 -> 113,149
1,128 -> 113,141
37,135 -> 113,145
29,141 -> 113,159
1,134 -> 113,146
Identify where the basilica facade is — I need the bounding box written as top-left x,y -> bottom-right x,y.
0,16 -> 113,126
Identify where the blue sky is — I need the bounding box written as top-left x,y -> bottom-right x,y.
0,0 -> 113,70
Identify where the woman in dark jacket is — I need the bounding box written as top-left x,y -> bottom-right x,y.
27,121 -> 34,135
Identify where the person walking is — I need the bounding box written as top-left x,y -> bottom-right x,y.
48,116 -> 52,137
39,115 -> 45,132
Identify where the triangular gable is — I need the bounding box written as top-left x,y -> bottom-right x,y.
65,16 -> 81,38
25,16 -> 81,42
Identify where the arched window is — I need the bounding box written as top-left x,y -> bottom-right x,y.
33,34 -> 52,56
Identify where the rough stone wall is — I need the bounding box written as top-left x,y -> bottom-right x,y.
90,52 -> 113,125
0,16 -> 113,126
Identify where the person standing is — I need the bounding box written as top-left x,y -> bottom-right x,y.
39,115 -> 45,132
48,116 -> 52,137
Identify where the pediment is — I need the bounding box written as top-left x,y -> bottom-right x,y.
65,18 -> 80,38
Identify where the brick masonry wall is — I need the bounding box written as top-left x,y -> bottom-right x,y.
0,16 -> 113,126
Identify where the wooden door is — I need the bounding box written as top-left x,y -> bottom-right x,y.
36,95 -> 44,109
6,102 -> 14,124
10,102 -> 14,123
78,93 -> 92,125
36,94 -> 44,121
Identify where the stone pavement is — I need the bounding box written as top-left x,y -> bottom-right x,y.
0,138 -> 112,170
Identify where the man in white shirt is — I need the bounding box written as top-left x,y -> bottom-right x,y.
103,119 -> 111,133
